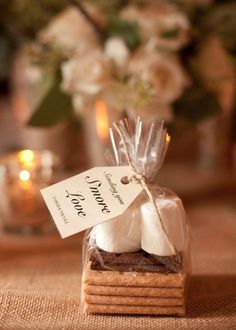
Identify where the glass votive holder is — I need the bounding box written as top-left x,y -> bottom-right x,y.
0,149 -> 60,235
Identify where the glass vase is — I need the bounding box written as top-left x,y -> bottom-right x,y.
197,114 -> 232,171
82,96 -> 122,167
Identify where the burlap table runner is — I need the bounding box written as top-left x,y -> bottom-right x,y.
0,197 -> 236,330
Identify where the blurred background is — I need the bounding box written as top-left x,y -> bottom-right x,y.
0,0 -> 236,234
0,2 -> 236,327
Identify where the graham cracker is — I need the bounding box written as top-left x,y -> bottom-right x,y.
83,284 -> 184,298
83,261 -> 185,287
83,303 -> 185,316
84,293 -> 184,306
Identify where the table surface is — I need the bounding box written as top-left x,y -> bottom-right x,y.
1,99 -> 236,329
0,192 -> 236,330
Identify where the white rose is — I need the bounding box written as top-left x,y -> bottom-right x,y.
104,37 -> 130,68
129,49 -> 189,104
61,50 -> 111,96
121,2 -> 189,51
38,7 -> 100,54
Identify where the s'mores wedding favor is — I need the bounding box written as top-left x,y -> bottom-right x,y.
82,119 -> 191,316
41,118 -> 191,317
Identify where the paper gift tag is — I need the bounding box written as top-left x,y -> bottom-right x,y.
41,166 -> 143,238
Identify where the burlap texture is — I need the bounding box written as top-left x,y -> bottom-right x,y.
0,200 -> 236,329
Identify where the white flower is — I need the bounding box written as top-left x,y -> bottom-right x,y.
121,1 -> 189,51
129,48 -> 189,104
61,50 -> 111,96
38,7 -> 100,54
104,37 -> 130,68
23,62 -> 41,85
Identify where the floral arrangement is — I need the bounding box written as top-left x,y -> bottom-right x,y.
15,0 -> 236,126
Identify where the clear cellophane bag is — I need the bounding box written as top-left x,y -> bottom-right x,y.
81,118 -> 191,315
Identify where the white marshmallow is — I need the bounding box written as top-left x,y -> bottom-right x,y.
141,197 -> 186,256
92,207 -> 141,253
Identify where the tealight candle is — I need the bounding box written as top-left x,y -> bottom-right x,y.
0,149 -> 59,235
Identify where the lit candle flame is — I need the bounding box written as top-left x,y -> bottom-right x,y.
17,150 -> 35,168
19,170 -> 31,182
166,133 -> 171,143
95,100 -> 109,140
18,169 -> 32,189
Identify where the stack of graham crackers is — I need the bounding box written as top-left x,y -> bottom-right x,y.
82,250 -> 186,315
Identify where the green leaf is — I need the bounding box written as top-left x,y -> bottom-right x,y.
173,87 -> 221,123
27,78 -> 72,127
106,16 -> 140,50
161,27 -> 180,39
